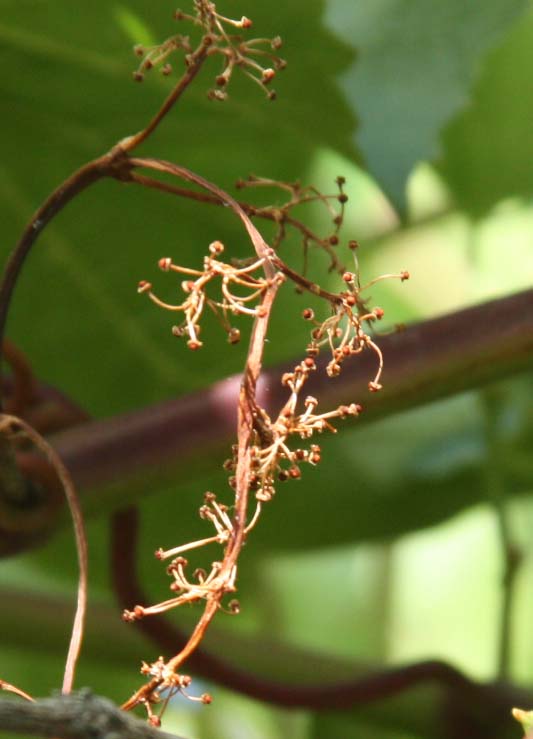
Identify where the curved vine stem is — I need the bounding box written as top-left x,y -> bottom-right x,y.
0,414 -> 87,694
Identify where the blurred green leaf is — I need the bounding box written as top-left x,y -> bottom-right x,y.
325,0 -> 529,211
437,4 -> 533,213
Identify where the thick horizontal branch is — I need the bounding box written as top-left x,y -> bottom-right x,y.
0,689 -> 184,739
51,288 -> 533,494
0,288 -> 531,546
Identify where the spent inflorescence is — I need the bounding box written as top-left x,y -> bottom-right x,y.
137,240 -> 285,350
132,1 -> 285,100
128,224 -> 408,718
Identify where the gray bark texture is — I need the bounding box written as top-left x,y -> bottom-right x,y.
0,689 -> 185,739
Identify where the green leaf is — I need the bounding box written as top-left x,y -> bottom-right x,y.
437,4 -> 533,213
0,0 -> 352,416
325,0 -> 530,211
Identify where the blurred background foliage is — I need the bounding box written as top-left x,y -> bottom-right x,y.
0,0 -> 532,737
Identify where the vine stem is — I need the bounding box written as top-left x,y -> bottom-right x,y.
120,160 -> 280,709
0,414 -> 87,695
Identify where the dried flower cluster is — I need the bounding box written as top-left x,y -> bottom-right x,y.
126,225 -> 408,717
137,240 -> 284,350
132,0 -> 285,101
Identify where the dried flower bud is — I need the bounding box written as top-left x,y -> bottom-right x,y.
187,339 -> 202,350
373,307 -> 385,319
338,193 -> 348,204
271,36 -> 283,49
158,257 -> 172,271
281,372 -> 293,386
201,693 -> 213,704
348,240 -> 359,250
132,71 -> 144,82
209,240 -> 224,255
401,270 -> 410,281
289,467 -> 301,479
327,362 -> 341,377
302,308 -> 314,320
329,235 -> 339,245
228,327 -> 241,344
149,716 -> 161,728
342,271 -> 354,283
368,381 -> 382,392
336,176 -> 346,186
137,280 -> 151,293
240,16 -> 253,28
304,357 -> 316,369
161,63 -> 172,76
133,45 -> 145,57
262,68 -> 276,84
278,470 -> 289,481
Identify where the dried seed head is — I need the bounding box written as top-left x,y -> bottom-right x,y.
271,36 -> 283,49
329,235 -> 339,246
132,71 -> 144,82
338,193 -> 348,204
336,176 -> 346,186
344,294 -> 356,307
302,308 -> 314,320
161,63 -> 172,76
187,339 -> 203,350
368,381 -> 382,393
304,357 -> 316,370
158,257 -> 172,271
133,45 -> 145,57
289,467 -> 301,479
401,270 -> 410,281
342,271 -> 354,283
348,240 -> 359,250
201,693 -> 213,705
373,307 -> 385,319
